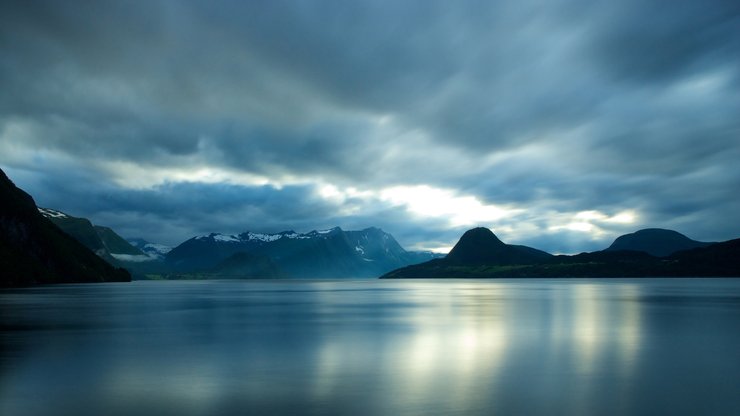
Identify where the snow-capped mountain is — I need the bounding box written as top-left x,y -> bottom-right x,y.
166,226 -> 441,278
33,207 -> 443,279
191,227 -> 343,244
128,238 -> 172,259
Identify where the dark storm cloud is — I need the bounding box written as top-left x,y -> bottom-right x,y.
10,161 -> 354,245
586,0 -> 740,84
6,163 -> 454,248
1,0 -> 739,252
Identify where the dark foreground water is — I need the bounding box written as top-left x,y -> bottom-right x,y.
2,279 -> 740,416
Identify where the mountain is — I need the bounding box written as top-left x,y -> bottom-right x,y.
446,227 -> 552,265
166,226 -> 440,278
128,238 -> 172,259
210,252 -> 284,279
96,226 -> 144,256
605,228 -> 712,257
38,208 -> 148,263
504,241 -> 740,277
402,250 -> 444,264
665,238 -> 740,276
0,168 -> 130,286
381,227 -> 552,278
382,227 -> 740,278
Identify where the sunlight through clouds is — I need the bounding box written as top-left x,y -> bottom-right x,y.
315,182 -> 521,228
549,210 -> 637,237
380,185 -> 519,227
309,180 -> 644,253
99,161 -> 288,190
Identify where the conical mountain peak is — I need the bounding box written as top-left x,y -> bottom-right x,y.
446,227 -> 506,264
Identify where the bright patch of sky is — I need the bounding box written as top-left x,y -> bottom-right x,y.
548,210 -> 638,237
379,185 -> 516,227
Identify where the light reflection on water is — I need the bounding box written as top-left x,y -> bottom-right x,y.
2,279 -> 740,415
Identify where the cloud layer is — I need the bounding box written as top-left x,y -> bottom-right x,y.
2,0 -> 739,253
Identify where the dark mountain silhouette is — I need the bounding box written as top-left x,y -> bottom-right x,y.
0,168 -> 130,287
665,238 -> 740,276
382,227 -> 552,278
382,227 -> 740,278
605,228 -> 711,257
446,227 -> 552,265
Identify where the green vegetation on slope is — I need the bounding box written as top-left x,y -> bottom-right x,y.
0,168 -> 130,287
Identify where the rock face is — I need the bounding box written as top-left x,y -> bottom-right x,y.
0,168 -> 130,287
605,228 -> 711,257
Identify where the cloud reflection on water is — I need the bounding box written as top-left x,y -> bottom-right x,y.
3,279 -> 740,416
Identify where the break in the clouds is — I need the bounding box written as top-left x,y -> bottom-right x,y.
1,0 -> 739,253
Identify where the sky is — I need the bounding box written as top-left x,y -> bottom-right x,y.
1,0 -> 739,253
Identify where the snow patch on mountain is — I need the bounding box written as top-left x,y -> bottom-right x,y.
195,233 -> 239,242
283,232 -> 311,239
214,234 -> 240,242
143,243 -> 171,255
245,232 -> 282,242
38,207 -> 68,218
194,228 -> 350,244
128,239 -> 172,260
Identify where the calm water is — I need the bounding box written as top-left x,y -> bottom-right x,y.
2,279 -> 740,415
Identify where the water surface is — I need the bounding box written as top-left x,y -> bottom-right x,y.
2,279 -> 740,415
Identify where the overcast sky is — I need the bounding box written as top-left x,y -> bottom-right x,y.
1,0 -> 739,253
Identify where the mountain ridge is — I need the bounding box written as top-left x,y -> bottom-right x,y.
38,207 -> 147,262
0,168 -> 130,286
166,226 -> 443,278
605,228 -> 712,257
382,227 -> 740,278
